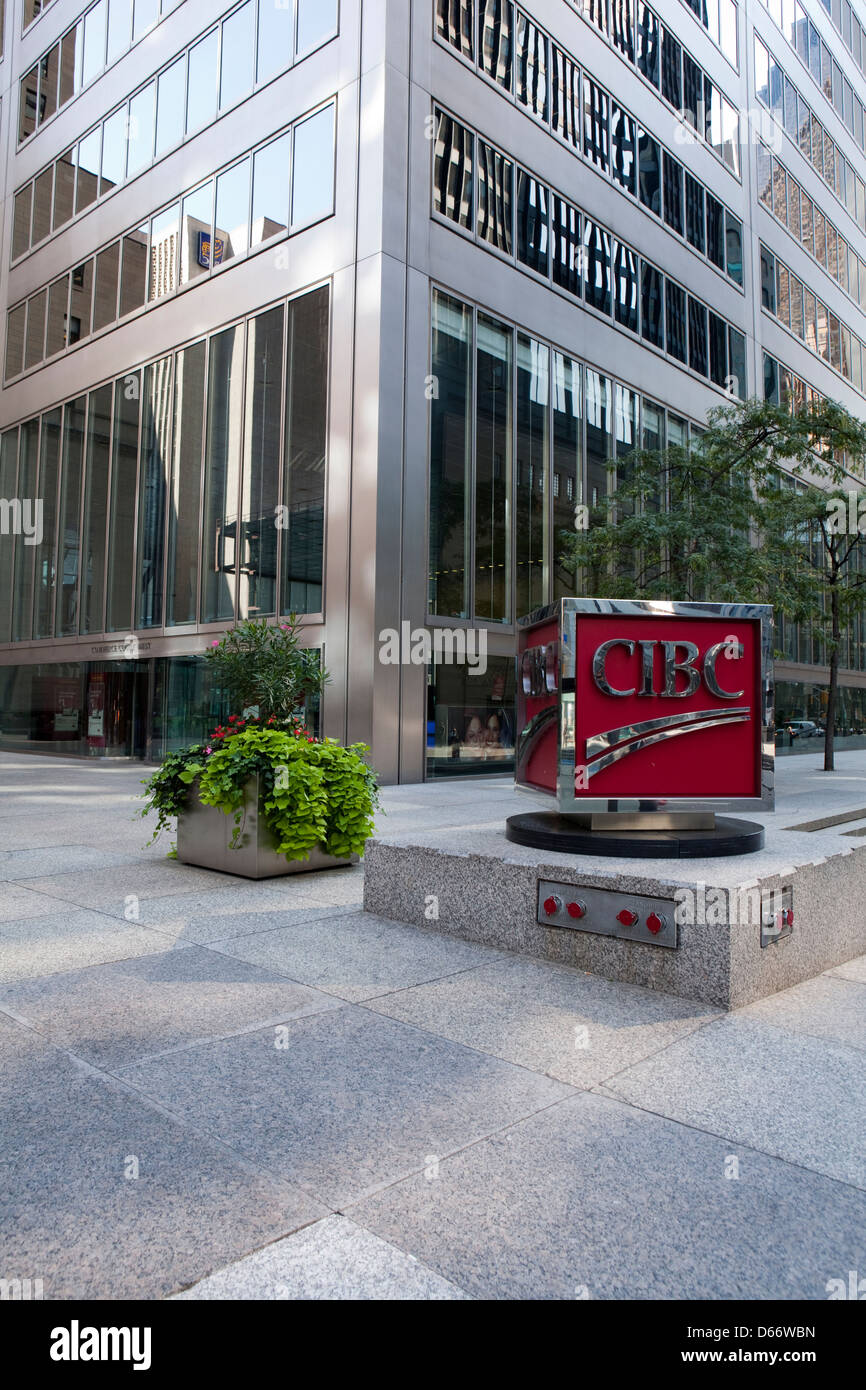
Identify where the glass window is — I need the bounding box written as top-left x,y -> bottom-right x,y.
167,340 -> 206,626
220,1 -> 255,110
80,384 -> 113,635
46,276 -> 69,357
685,172 -> 704,252
720,0 -> 737,64
257,0 -> 293,83
180,183 -> 215,286
761,245 -> 776,311
551,195 -> 580,295
11,422 -> 40,642
641,260 -> 664,347
612,0 -> 635,62
296,0 -> 338,55
70,259 -> 94,341
202,325 -> 244,622
101,107 -> 127,194
33,409 -> 62,640
666,280 -> 687,361
107,0 -> 132,64
480,0 -> 513,89
725,213 -> 743,285
728,327 -> 746,397
40,45 -> 60,124
611,103 -> 636,195
583,77 -> 609,173
93,242 -> 120,331
637,129 -> 660,214
148,204 -> 180,301
251,133 -> 291,246
56,398 -> 87,637
132,0 -> 158,42
550,44 -> 578,146
552,352 -> 581,599
776,263 -> 790,327
661,29 -> 682,109
515,335 -> 549,616
120,223 -> 149,315
682,51 -> 702,128
32,167 -> 53,245
137,358 -> 173,628
582,0 -> 608,34
709,311 -> 727,387
155,57 -> 185,158
60,24 -> 84,105
186,29 -> 218,134
583,220 -> 612,316
475,314 -> 512,622
688,297 -> 708,375
106,372 -> 141,632
76,130 -> 101,213
613,241 -> 639,333
476,141 -> 512,253
517,173 -> 549,276
19,66 -> 39,143
291,104 -> 336,229
282,286 -> 329,616
82,1 -> 107,87
214,158 -> 251,266
662,152 -> 683,235
4,304 -> 25,380
239,305 -> 284,618
790,276 -> 804,338
25,291 -> 47,370
127,82 -> 155,176
706,192 -> 724,268
12,185 -> 32,260
585,369 -> 611,509
516,13 -> 548,120
637,1 -> 660,86
53,149 -> 76,231
435,0 -> 473,59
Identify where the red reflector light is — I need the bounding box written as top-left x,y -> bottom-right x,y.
543,896 -> 559,917
567,901 -> 585,919
616,909 -> 638,927
646,912 -> 663,935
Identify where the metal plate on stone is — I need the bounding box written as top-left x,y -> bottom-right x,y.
537,880 -> 679,949
760,885 -> 794,948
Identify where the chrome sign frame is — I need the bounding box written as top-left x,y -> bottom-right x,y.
516,599 -> 775,815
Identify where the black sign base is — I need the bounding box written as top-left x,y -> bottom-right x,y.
505,812 -> 765,858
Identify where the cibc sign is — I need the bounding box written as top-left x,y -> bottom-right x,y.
516,600 -> 775,813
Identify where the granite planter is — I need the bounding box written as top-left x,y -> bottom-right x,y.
177,775 -> 358,878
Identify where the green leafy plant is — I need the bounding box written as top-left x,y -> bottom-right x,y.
204,616 -> 329,721
141,715 -> 380,862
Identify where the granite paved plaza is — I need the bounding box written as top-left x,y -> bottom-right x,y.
1,749 -> 865,1300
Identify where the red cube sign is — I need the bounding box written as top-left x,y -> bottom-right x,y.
516,600 -> 774,812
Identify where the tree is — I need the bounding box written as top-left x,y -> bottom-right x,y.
563,397 -> 866,769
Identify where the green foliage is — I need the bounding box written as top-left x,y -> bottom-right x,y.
203,617 -> 329,721
141,719 -> 380,862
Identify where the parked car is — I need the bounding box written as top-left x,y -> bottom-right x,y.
786,720 -> 819,738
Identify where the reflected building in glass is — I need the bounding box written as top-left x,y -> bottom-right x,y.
1,0 -> 865,778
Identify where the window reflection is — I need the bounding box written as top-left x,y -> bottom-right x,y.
137,359 -> 173,629
429,291 -> 471,619
221,1 -> 255,110
202,326 -> 244,622
120,224 -> 149,316
149,204 -> 180,300
82,1 -> 107,88
251,133 -> 290,245
215,160 -> 251,267
76,131 -> 101,213
297,0 -> 338,55
240,306 -> 284,618
180,184 -> 214,286
101,108 -> 127,194
257,0 -> 293,83
167,341 -> 206,627
156,57 -> 185,158
186,30 -> 218,135
291,105 -> 336,228
127,84 -> 155,176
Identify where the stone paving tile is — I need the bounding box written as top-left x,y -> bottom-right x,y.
826,953 -> 866,984
21,862 -> 265,914
172,1215 -> 470,1300
210,910 -> 508,1003
0,883 -> 70,925
366,956 -> 721,1087
268,865 -> 366,908
737,974 -> 866,1052
0,910 -> 184,985
347,1092 -> 866,1300
0,846 -> 144,881
115,1007 -> 571,1206
0,1030 -> 327,1300
109,886 -> 345,946
599,1016 -> 866,1189
0,946 -> 343,1069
